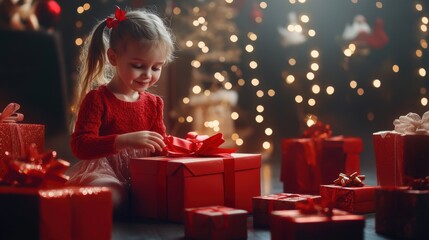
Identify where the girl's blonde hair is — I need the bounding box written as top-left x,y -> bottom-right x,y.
71,8 -> 175,128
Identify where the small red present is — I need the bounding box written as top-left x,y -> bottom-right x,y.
0,103 -> 44,177
270,199 -> 364,240
320,184 -> 379,214
373,131 -> 429,186
281,136 -> 362,194
252,193 -> 321,228
185,206 -> 248,240
376,185 -> 429,239
281,138 -> 321,194
0,186 -> 112,240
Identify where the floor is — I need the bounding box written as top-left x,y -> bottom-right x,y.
48,133 -> 391,240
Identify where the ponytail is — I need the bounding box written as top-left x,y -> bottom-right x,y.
71,20 -> 113,130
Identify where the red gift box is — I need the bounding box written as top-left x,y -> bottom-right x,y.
320,184 -> 379,214
223,153 -> 261,212
185,206 -> 248,240
270,209 -> 365,240
281,137 -> 362,194
130,157 -> 225,222
130,153 -> 261,221
373,131 -> 429,186
167,158 -> 225,222
320,137 -> 362,184
0,123 -> 44,175
252,193 -> 321,228
376,187 -> 429,239
281,138 -> 320,194
0,186 -> 112,240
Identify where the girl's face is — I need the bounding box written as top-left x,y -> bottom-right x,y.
108,39 -> 166,94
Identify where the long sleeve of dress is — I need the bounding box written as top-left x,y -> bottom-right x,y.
71,90 -> 118,160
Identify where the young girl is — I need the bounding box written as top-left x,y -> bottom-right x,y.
66,6 -> 175,214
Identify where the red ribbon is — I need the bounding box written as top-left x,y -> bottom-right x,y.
264,193 -> 302,212
0,103 -> 24,123
188,206 -> 231,230
301,121 -> 332,139
296,198 -> 333,217
0,143 -> 70,188
163,132 -> 236,157
106,6 -> 127,29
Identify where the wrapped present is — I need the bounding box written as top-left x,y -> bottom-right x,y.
320,172 -> 378,214
270,199 -> 365,240
252,193 -> 321,228
0,186 -> 112,240
0,103 -> 44,177
373,112 -> 429,186
184,206 -> 248,240
130,133 -> 261,221
281,125 -> 362,194
376,183 -> 429,239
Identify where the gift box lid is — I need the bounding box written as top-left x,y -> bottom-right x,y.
186,205 -> 248,216
320,185 -> 379,202
322,136 -> 363,153
229,153 -> 261,171
130,157 -> 173,175
167,158 -> 224,177
271,209 -> 365,223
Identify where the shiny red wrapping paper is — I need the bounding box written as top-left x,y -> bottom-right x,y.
373,131 -> 429,186
130,153 -> 261,222
270,209 -> 365,240
184,206 -> 248,240
252,193 -> 321,228
0,186 -> 112,240
0,123 -> 44,176
376,187 -> 429,239
281,137 -> 362,194
320,185 -> 379,214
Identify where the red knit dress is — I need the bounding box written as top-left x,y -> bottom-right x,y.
66,85 -> 166,188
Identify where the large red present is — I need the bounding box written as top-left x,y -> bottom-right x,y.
270,209 -> 365,240
252,193 -> 321,228
130,153 -> 261,221
376,186 -> 429,239
373,131 -> 429,186
130,157 -> 225,222
0,186 -> 112,240
0,103 -> 44,176
320,184 -> 379,214
281,136 -> 362,194
184,206 -> 248,240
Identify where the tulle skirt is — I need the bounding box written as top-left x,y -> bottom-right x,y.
65,148 -> 151,189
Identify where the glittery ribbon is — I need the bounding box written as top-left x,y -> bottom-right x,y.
296,198 -> 333,217
393,111 -> 429,134
0,103 -> 24,123
333,172 -> 365,187
0,143 -> 70,188
163,132 -> 236,157
106,6 -> 127,29
301,121 -> 332,139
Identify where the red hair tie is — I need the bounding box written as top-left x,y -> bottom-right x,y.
106,6 -> 127,29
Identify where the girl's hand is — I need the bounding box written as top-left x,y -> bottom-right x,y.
115,131 -> 166,153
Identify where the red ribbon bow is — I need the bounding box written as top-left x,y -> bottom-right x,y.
296,198 -> 333,217
0,143 -> 70,188
301,121 -> 332,139
106,6 -> 127,29
0,103 -> 24,123
333,172 -> 366,187
163,132 -> 236,157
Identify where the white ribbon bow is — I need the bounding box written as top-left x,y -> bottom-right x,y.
393,111 -> 429,134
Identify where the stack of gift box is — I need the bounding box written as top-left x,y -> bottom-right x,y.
3,101 -> 429,239
0,103 -> 113,240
